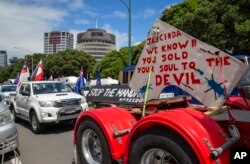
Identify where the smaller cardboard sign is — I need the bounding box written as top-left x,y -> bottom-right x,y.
86,85 -> 143,105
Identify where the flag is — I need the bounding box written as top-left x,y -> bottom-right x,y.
30,59 -> 44,81
96,68 -> 101,86
75,67 -> 85,95
48,75 -> 53,81
17,60 -> 30,87
13,74 -> 19,84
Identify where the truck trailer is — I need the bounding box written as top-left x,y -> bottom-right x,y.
73,19 -> 250,164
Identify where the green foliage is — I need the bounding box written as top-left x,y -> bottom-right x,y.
0,50 -> 96,83
43,50 -> 96,78
161,0 -> 250,54
92,42 -> 145,79
92,50 -> 124,79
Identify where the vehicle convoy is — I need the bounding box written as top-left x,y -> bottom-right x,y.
9,81 -> 88,134
73,19 -> 250,164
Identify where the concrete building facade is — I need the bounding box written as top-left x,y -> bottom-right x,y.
75,28 -> 116,61
44,31 -> 74,54
0,50 -> 7,67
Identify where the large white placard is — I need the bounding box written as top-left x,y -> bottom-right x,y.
129,19 -> 248,107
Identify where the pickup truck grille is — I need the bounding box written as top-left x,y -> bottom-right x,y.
54,99 -> 81,107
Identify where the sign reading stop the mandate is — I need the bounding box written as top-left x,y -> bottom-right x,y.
129,19 -> 248,107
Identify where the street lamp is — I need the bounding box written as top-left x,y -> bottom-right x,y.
119,0 -> 131,66
14,46 -> 34,72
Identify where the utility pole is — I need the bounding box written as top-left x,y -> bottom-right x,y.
119,0 -> 131,66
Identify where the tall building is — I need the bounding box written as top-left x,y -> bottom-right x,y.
0,50 -> 7,67
44,31 -> 74,54
75,28 -> 116,61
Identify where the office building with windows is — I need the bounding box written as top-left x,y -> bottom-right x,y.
75,28 -> 116,61
44,31 -> 74,54
0,50 -> 7,67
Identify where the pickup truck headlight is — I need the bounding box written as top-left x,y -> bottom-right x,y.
0,110 -> 13,126
39,101 -> 54,107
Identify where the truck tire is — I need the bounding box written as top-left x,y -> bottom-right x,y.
30,111 -> 44,134
129,131 -> 199,164
9,104 -> 19,122
76,119 -> 112,164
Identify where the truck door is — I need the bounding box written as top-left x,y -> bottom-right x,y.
22,83 -> 32,117
16,84 -> 26,114
16,83 -> 31,116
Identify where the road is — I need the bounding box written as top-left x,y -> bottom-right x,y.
2,121 -> 75,164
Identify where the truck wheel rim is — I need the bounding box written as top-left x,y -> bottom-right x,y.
141,148 -> 179,164
82,129 -> 102,164
32,115 -> 37,130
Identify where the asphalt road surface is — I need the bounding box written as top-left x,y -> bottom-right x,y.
2,120 -> 76,164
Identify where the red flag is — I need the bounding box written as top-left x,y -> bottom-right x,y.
30,59 -> 44,81
18,60 -> 30,87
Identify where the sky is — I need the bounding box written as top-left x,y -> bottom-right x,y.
0,0 -> 183,59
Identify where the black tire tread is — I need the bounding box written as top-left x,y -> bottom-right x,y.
129,128 -> 199,164
30,111 -> 44,134
76,118 -> 112,164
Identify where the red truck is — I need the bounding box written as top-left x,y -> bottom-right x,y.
73,19 -> 250,164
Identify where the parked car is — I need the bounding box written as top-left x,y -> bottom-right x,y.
0,96 -> 19,155
0,85 -> 17,106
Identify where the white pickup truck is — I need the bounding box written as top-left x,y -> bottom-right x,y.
9,81 -> 88,134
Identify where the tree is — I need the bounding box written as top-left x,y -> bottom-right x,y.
92,42 -> 145,80
0,50 -> 96,82
92,50 -> 124,79
43,50 -> 96,79
160,0 -> 250,54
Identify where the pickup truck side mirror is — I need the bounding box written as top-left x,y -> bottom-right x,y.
22,90 -> 30,96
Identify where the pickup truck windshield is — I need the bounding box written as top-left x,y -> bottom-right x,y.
32,82 -> 72,94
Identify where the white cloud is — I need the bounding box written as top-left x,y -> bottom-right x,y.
68,0 -> 85,10
134,8 -> 157,19
10,0 -> 84,11
142,9 -> 156,19
74,19 -> 90,25
103,10 -> 127,19
0,1 -> 67,59
82,10 -> 99,18
112,11 -> 127,18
